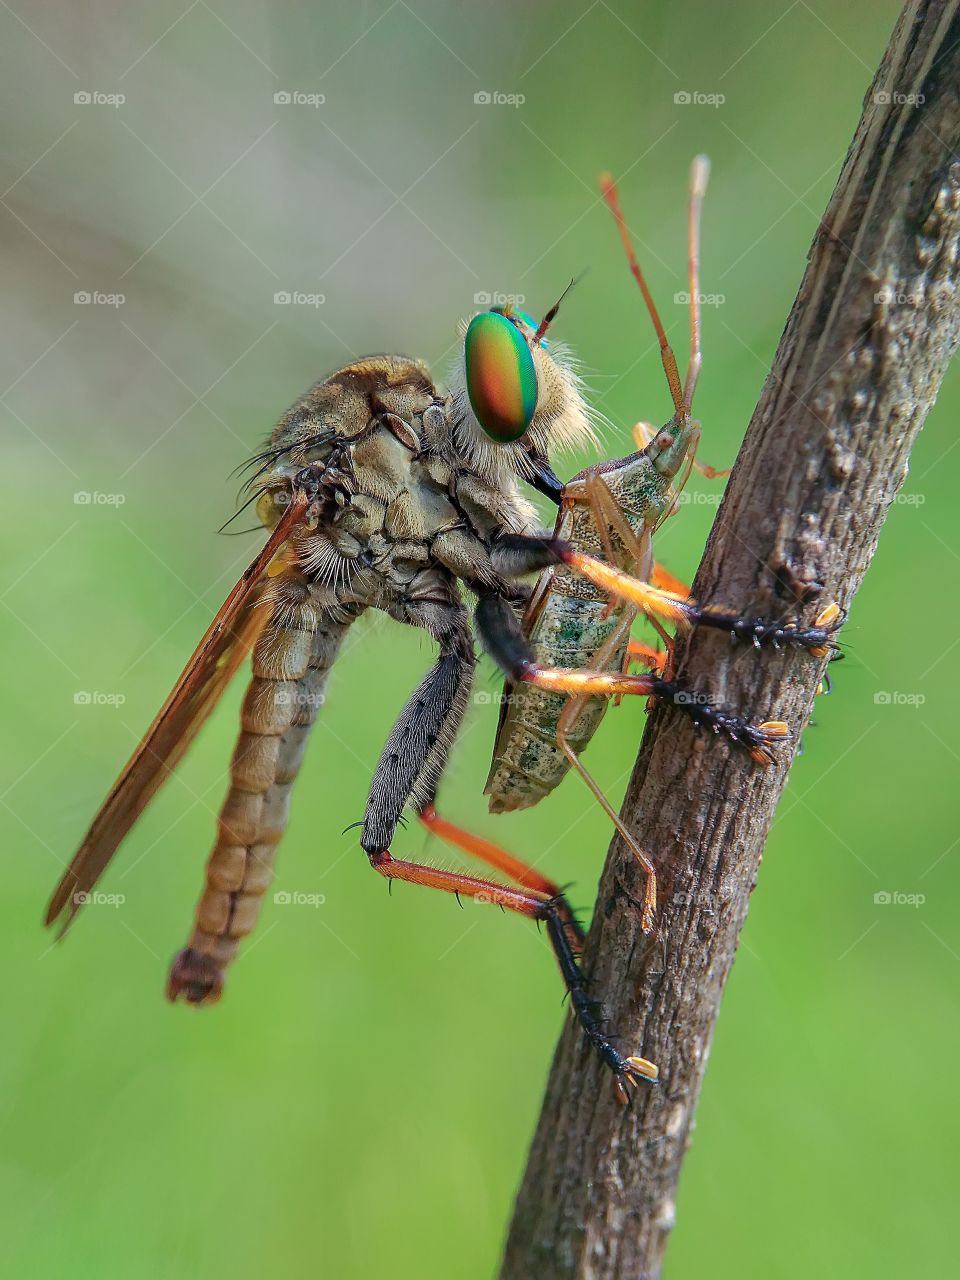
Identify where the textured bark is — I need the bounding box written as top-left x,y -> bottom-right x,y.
500,4 -> 960,1277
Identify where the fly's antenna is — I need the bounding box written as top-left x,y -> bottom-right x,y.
684,154 -> 710,415
534,274 -> 583,345
600,172 -> 684,414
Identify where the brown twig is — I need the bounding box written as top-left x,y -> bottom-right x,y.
499,3 -> 960,1277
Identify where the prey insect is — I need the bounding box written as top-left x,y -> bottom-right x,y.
480,158 -> 843,957
46,158 -> 841,1105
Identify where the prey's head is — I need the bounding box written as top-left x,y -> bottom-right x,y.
642,415 -> 700,483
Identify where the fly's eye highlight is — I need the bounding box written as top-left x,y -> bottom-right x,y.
464,311 -> 538,443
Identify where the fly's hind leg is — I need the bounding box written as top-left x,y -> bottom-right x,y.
367,849 -> 656,1101
359,597 -> 652,1098
417,804 -> 586,955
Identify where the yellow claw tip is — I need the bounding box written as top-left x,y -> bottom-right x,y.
759,720 -> 790,738
815,601 -> 841,628
626,1055 -> 659,1083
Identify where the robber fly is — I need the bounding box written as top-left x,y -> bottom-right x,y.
47,158 -> 840,1103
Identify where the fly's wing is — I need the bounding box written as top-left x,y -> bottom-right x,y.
45,493 -> 308,936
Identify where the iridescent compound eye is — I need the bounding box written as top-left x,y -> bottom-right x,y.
464,311 -> 538,443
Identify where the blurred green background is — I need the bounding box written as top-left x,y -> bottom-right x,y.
3,2 -> 957,1277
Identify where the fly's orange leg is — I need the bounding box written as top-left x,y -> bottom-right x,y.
558,547 -> 844,658
366,847 -> 656,1100
418,804 -> 585,954
475,594 -> 791,768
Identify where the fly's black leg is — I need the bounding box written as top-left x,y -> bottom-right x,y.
490,534 -> 844,660
360,602 -> 475,858
689,602 -> 845,657
475,594 -> 790,767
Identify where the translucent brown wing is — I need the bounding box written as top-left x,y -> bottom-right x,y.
46,493 -> 308,936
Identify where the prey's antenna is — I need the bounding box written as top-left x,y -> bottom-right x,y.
600,173 -> 684,414
534,274 -> 583,345
684,154 -> 710,414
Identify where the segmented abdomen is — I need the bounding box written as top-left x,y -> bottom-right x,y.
167,574 -> 352,1003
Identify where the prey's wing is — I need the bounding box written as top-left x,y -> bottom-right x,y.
46,494 -> 307,935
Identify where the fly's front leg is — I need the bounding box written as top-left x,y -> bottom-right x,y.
557,545 -> 844,659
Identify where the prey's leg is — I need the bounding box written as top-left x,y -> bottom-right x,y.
552,612 -> 661,934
